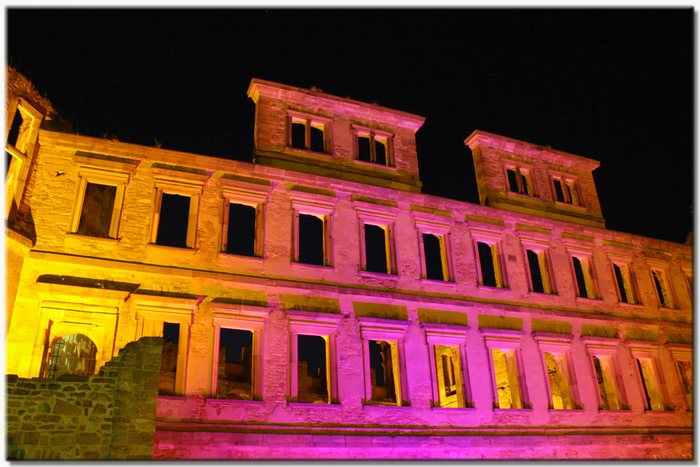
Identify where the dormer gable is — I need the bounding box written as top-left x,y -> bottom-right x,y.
465,130 -> 605,228
247,78 -> 425,193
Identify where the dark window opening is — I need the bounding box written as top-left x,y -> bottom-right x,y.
43,334 -> 97,379
7,109 -> 24,148
613,264 -> 628,303
357,136 -> 371,162
375,140 -> 387,166
365,224 -> 388,274
520,173 -> 530,194
423,233 -> 444,280
156,193 -> 190,248
369,340 -> 396,404
637,359 -> 652,410
507,168 -> 519,192
226,203 -> 256,256
217,328 -> 253,400
652,271 -> 669,307
553,179 -> 565,202
77,182 -> 116,238
297,335 -> 328,403
310,126 -> 325,152
572,257 -> 588,298
6,151 -> 14,175
291,122 -> 306,149
298,213 -> 325,265
159,322 -> 180,395
477,241 -> 497,287
527,249 -> 544,293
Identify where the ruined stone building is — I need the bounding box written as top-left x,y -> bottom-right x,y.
5,67 -> 693,459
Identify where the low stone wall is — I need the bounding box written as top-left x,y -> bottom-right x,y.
6,336 -> 162,460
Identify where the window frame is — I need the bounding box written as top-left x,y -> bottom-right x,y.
288,310 -> 342,404
629,344 -> 668,412
550,173 -> 581,206
352,124 -> 394,167
534,334 -> 579,410
423,324 -> 471,409
5,98 -> 44,218
482,330 -> 528,410
209,304 -> 267,401
570,254 -> 598,300
608,254 -> 639,305
70,166 -> 130,239
358,317 -> 409,407
582,338 -> 627,411
648,264 -> 675,309
667,344 -> 692,410
354,200 -> 399,275
220,183 -> 269,258
504,164 -> 535,196
522,240 -> 554,294
472,229 -> 507,289
150,170 -> 206,249
287,110 -> 332,155
290,190 -> 335,267
413,213 -> 453,282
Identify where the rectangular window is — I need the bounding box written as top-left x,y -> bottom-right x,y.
477,241 -> 504,288
76,182 -> 117,238
592,355 -> 622,410
289,115 -> 328,153
298,213 -> 326,266
434,345 -> 466,408
544,351 -> 576,410
368,339 -> 400,405
364,223 -> 390,274
224,203 -> 257,256
423,233 -> 448,281
159,322 -> 180,396
613,263 -> 637,304
354,128 -> 392,166
572,256 -> 596,299
552,177 -> 580,205
491,348 -> 524,409
156,193 -> 191,248
216,328 -> 253,400
526,249 -> 552,294
636,358 -> 665,411
506,167 -> 533,196
296,334 -> 330,403
676,360 -> 692,409
651,269 -> 674,308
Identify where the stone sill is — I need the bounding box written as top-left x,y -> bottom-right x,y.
65,232 -> 119,246
284,146 -> 333,159
477,284 -> 510,292
291,261 -> 335,271
203,397 -> 263,407
574,296 -> 602,304
431,406 -> 477,413
287,402 -> 342,409
359,270 -> 398,280
420,278 -> 456,286
353,159 -> 399,172
147,243 -> 197,253
363,403 -> 412,410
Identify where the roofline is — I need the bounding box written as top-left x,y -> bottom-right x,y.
464,129 -> 601,168
247,78 -> 426,129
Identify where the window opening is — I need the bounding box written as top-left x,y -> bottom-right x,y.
365,224 -> 389,274
156,193 -> 191,248
159,322 -> 180,395
572,256 -> 595,299
76,182 -> 117,238
291,122 -> 306,149
216,328 -> 253,400
491,348 -> 523,409
43,334 -> 97,379
552,177 -> 579,204
225,203 -> 256,256
423,233 -> 446,281
506,167 -> 533,195
636,358 -> 665,411
544,352 -> 575,409
298,213 -> 325,265
477,241 -> 503,288
7,108 -> 25,148
434,345 -> 465,408
358,135 -> 371,162
369,340 -> 398,404
592,355 -> 621,410
309,125 -> 325,153
289,117 -> 327,153
355,132 -> 390,166
612,263 -> 637,304
375,139 -> 387,166
676,360 -> 692,409
527,249 -> 545,293
297,334 -> 329,403
651,270 -> 673,308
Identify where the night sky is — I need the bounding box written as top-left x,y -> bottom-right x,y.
7,8 -> 693,244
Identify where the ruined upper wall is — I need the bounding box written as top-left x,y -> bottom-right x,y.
248,78 -> 425,192
6,66 -> 55,117
465,130 -> 605,228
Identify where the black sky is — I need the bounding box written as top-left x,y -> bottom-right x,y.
6,8 -> 693,243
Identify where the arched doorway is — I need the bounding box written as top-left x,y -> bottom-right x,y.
43,333 -> 98,378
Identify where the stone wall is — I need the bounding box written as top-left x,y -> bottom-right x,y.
6,336 -> 162,460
